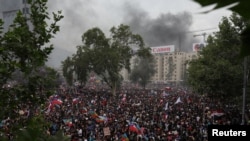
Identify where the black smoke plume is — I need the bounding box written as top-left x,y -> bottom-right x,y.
122,3 -> 196,52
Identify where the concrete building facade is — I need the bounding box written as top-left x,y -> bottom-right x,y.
0,0 -> 31,32
121,48 -> 198,86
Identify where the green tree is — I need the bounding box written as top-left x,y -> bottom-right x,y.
0,0 -> 63,86
61,48 -> 90,86
187,13 -> 248,100
0,0 -> 63,135
61,56 -> 74,86
130,56 -> 155,89
0,114 -> 70,141
64,24 -> 152,96
192,0 -> 250,57
72,45 -> 90,85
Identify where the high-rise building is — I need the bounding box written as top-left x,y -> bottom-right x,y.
0,0 -> 31,32
151,51 -> 198,85
121,45 -> 198,86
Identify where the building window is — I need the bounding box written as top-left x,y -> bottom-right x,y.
23,0 -> 27,4
22,8 -> 29,14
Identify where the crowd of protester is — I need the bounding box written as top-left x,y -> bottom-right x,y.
1,85 -> 250,141
43,86 -> 250,141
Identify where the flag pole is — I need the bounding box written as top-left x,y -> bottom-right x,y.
241,57 -> 247,125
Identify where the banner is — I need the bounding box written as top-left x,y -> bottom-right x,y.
151,45 -> 175,54
103,127 -> 111,136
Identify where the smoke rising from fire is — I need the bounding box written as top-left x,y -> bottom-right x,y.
45,0 -> 222,67
122,2 -> 195,52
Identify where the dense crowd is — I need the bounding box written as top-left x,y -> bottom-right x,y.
43,86 -> 249,141
1,86 -> 250,141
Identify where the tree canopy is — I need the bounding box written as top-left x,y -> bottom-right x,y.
0,0 -> 63,124
62,24 -> 152,96
192,0 -> 250,57
129,56 -> 155,89
187,13 -> 249,101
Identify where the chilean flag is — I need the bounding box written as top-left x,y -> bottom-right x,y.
72,98 -> 79,104
96,116 -> 108,123
210,110 -> 224,117
129,124 -> 139,133
51,99 -> 63,105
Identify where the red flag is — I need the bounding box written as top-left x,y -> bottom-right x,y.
210,110 -> 224,117
72,98 -> 79,104
52,99 -> 63,105
129,124 -> 138,133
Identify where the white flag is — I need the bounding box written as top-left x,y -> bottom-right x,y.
162,91 -> 169,96
164,102 -> 168,110
174,97 -> 182,104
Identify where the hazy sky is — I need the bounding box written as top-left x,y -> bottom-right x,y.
47,0 -> 233,53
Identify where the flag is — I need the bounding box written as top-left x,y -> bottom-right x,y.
122,97 -> 126,102
51,99 -> 63,105
129,122 -> 141,133
210,110 -> 224,117
160,99 -> 163,104
45,103 -> 53,114
163,113 -> 168,120
96,116 -> 108,123
162,91 -> 169,96
165,86 -> 171,91
72,98 -> 79,104
81,107 -> 88,114
49,94 -> 59,101
174,97 -> 182,104
164,102 -> 168,110
129,124 -> 139,133
133,101 -> 141,106
63,118 -> 72,123
121,133 -> 129,141
138,127 -> 145,135
88,110 -> 98,118
63,118 -> 73,127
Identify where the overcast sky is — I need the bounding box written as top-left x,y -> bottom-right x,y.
47,0 -> 233,52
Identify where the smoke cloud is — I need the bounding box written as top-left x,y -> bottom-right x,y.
122,2 -> 195,52
45,0 -> 202,68
47,0 -> 198,53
